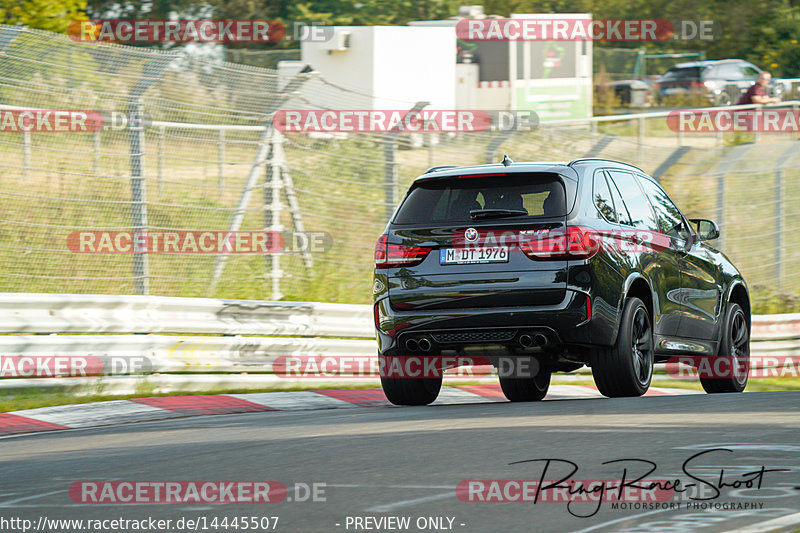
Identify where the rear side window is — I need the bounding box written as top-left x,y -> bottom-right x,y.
606,174 -> 632,225
593,171 -> 616,223
393,173 -> 567,225
606,170 -> 659,231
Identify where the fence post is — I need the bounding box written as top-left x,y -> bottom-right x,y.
156,126 -> 165,195
774,168 -> 783,288
218,129 -> 225,198
157,125 -> 164,195
716,172 -> 725,251
126,53 -> 179,295
383,134 -> 398,223
383,102 -> 428,222
129,98 -> 149,295
264,128 -> 284,301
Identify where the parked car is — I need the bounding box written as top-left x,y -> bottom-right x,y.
373,158 -> 751,405
656,59 -> 784,105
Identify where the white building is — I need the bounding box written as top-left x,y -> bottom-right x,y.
279,9 -> 593,121
281,26 -> 455,111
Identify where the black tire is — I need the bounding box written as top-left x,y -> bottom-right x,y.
700,303 -> 749,393
499,370 -> 551,402
379,355 -> 442,406
591,297 -> 654,397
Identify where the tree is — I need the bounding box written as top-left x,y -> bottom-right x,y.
0,0 -> 88,33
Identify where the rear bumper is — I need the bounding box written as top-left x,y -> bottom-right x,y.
375,289 -> 606,356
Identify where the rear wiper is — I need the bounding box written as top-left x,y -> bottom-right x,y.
469,209 -> 528,220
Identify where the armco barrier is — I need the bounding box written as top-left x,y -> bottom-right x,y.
0,293 -> 374,376
0,335 -> 378,374
0,293 -> 373,337
0,293 -> 797,379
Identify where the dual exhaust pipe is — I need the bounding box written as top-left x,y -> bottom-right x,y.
518,333 -> 548,348
404,332 -> 548,352
405,337 -> 433,352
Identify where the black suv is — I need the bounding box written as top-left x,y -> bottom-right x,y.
373,158 -> 750,405
656,59 -> 783,105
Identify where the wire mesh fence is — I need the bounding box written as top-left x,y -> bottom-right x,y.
0,25 -> 799,309
223,48 -> 301,69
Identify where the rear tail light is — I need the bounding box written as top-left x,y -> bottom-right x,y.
520,226 -> 599,260
374,234 -> 430,269
566,227 -> 601,258
374,235 -> 388,266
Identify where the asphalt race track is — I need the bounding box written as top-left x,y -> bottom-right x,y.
1,391 -> 799,533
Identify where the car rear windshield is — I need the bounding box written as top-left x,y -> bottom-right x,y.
393,173 -> 566,225
661,67 -> 701,81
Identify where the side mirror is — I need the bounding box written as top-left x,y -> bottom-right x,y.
688,218 -> 720,241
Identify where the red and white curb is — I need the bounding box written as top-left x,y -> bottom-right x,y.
0,385 -> 698,437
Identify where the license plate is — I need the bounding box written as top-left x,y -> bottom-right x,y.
440,247 -> 509,265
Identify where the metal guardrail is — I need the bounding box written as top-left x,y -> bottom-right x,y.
0,293 -> 373,337
0,335 -> 377,374
0,293 -> 375,377
0,294 -> 797,379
